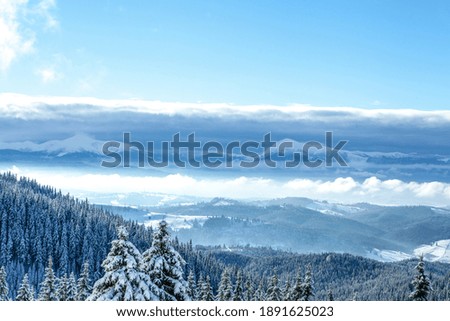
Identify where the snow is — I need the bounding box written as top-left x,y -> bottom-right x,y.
144,212 -> 208,230
142,221 -> 190,301
431,207 -> 450,215
366,249 -> 413,262
368,240 -> 450,263
88,226 -> 160,301
212,200 -> 235,206
414,239 -> 450,263
304,200 -> 363,217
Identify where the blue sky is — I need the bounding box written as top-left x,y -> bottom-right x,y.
1,0 -> 450,109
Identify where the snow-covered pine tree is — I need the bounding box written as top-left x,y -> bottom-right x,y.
67,273 -> 78,301
142,221 -> 189,301
253,280 -> 265,301
266,271 -> 282,301
201,275 -> 214,301
196,274 -> 205,300
302,265 -> 314,301
283,277 -> 292,301
88,226 -> 159,301
409,255 -> 431,301
16,273 -> 34,301
187,270 -> 197,300
38,257 -> 58,301
76,261 -> 92,301
0,266 -> 9,300
57,274 -> 69,301
30,286 -> 36,300
233,270 -> 244,301
290,270 -> 303,301
244,277 -> 254,301
217,268 -> 233,301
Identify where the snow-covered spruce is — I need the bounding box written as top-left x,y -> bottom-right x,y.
244,276 -> 254,301
57,273 -> 78,301
76,261 -> 92,301
68,273 -> 78,301
187,270 -> 197,300
200,275 -> 214,301
282,277 -> 291,301
266,271 -> 282,301
217,268 -> 233,301
16,273 -> 34,301
290,270 -> 303,301
0,266 -> 9,301
233,270 -> 244,301
409,255 -> 431,301
142,221 -> 190,301
38,258 -> 58,301
88,226 -> 160,301
57,274 -> 70,301
302,265 -> 314,301
253,280 -> 266,301
56,273 -> 78,301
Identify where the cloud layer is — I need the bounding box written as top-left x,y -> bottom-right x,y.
6,166 -> 450,207
1,94 -> 449,204
1,93 -> 450,125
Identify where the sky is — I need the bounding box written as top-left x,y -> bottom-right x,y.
1,0 -> 450,109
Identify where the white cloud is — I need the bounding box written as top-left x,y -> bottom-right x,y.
36,66 -> 58,83
361,176 -> 382,193
411,181 -> 446,198
35,53 -> 69,84
0,0 -> 34,71
5,166 -> 450,207
0,0 -> 57,72
316,177 -> 358,194
0,93 -> 450,124
35,0 -> 58,30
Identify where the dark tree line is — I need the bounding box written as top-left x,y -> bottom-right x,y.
0,172 -> 151,298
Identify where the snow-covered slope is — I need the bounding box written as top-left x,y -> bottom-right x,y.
414,240 -> 450,263
368,240 -> 450,263
366,249 -> 412,262
304,201 -> 363,217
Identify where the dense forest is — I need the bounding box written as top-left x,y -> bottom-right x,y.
0,173 -> 448,301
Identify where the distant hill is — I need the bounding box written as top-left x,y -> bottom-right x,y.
139,197 -> 450,262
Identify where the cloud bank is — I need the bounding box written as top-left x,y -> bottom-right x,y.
1,94 -> 449,201
1,93 -> 450,125
6,166 -> 450,207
